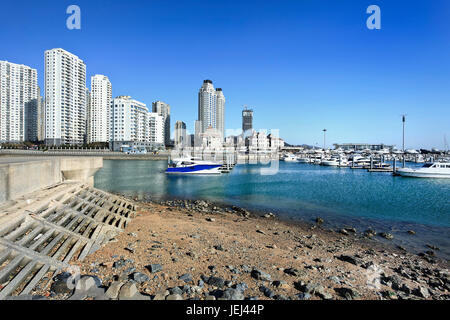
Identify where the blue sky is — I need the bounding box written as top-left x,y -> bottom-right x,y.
1,0 -> 449,149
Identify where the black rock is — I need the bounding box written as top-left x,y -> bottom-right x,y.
259,286 -> 275,298
131,272 -> 149,283
251,269 -> 272,281
284,268 -> 302,277
145,264 -> 163,273
334,287 -> 359,300
178,273 -> 193,283
50,272 -> 75,295
336,255 -> 359,265
221,288 -> 245,300
207,276 -> 226,288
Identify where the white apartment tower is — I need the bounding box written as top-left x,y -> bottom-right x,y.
88,75 -> 112,143
215,88 -> 225,138
147,112 -> 164,145
111,96 -> 164,151
44,48 -> 87,145
0,61 -> 38,142
198,80 -> 225,139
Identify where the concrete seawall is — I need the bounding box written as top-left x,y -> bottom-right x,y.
0,157 -> 103,203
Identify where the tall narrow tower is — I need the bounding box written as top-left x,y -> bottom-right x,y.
152,101 -> 171,147
88,75 -> 112,143
198,80 -> 225,139
242,106 -> 253,135
215,88 -> 225,138
44,48 -> 86,145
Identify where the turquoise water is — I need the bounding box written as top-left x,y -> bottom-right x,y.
94,160 -> 450,258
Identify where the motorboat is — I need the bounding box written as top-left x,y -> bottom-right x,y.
396,162 -> 450,179
321,157 -> 348,167
282,154 -> 298,162
297,157 -> 310,163
165,158 -> 222,174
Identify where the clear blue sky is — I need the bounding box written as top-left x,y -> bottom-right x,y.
1,0 -> 449,149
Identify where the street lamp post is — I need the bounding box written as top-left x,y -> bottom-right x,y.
323,129 -> 327,150
402,115 -> 406,153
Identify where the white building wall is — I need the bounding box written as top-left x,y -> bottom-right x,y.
44,48 -> 86,145
148,112 -> 164,144
89,75 -> 111,143
0,61 -> 38,142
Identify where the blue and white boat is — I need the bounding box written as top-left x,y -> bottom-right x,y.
165,158 -> 223,175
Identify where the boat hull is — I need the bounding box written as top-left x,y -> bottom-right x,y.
165,164 -> 222,175
396,169 -> 450,179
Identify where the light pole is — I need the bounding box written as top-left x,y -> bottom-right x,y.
402,115 -> 406,153
322,129 -> 327,150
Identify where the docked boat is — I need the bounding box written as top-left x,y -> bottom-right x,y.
396,162 -> 450,179
165,158 -> 222,174
297,157 -> 310,163
282,154 -> 298,162
321,157 -> 348,167
324,159 -> 349,167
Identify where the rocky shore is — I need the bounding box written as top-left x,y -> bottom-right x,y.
27,198 -> 449,300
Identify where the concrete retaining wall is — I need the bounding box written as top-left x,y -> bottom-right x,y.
0,157 -> 103,203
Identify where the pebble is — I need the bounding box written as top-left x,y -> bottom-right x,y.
146,264 -> 163,273
251,269 -> 272,281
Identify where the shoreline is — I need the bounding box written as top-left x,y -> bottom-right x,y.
109,193 -> 450,261
33,196 -> 449,300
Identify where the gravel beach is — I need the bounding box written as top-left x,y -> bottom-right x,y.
32,199 -> 450,300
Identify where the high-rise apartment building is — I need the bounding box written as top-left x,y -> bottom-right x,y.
174,120 -> 186,147
198,80 -> 225,139
215,88 -> 225,138
147,112 -> 164,145
152,101 -> 170,147
242,107 -> 253,134
88,75 -> 112,143
0,61 -> 38,142
110,96 -> 164,151
44,48 -> 86,145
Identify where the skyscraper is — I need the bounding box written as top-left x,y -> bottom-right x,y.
44,48 -> 86,145
88,75 -> 112,143
152,101 -> 171,147
215,88 -> 225,138
198,80 -> 225,139
0,61 -> 38,143
242,107 -> 253,134
174,120 -> 186,147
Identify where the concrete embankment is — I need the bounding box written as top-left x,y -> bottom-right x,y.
0,157 -> 103,203
0,156 -> 137,300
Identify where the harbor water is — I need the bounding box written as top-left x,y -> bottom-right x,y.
94,160 -> 450,259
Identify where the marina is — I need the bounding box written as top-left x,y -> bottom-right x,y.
94,159 -> 450,259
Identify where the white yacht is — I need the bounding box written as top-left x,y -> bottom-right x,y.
396,162 -> 450,179
297,157 -> 310,163
321,157 -> 348,167
282,154 -> 298,162
165,158 -> 222,175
